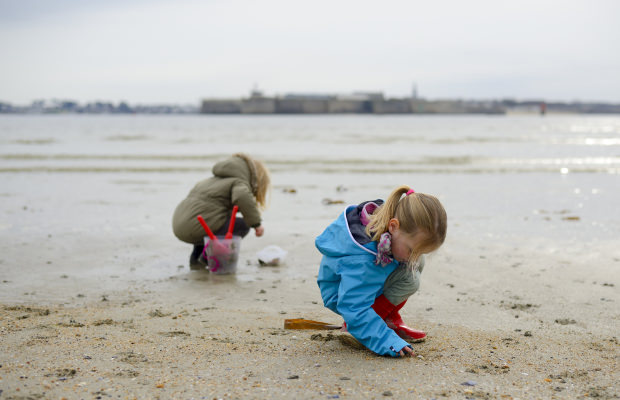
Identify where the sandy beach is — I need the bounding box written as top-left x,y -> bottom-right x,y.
1,115 -> 619,399
1,244 -> 618,399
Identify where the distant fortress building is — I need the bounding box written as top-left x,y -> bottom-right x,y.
201,88 -> 506,115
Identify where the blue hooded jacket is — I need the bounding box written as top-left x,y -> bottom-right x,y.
315,205 -> 410,357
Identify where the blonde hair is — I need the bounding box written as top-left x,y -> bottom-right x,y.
365,185 -> 447,265
253,158 -> 271,210
233,153 -> 271,210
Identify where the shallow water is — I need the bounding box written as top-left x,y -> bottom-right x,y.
2,115 -> 620,175
1,114 -> 619,303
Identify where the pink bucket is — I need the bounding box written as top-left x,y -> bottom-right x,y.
202,235 -> 241,274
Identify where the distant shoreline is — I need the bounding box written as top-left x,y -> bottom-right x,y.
2,97 -> 620,115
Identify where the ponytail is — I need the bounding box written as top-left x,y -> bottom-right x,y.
365,185 -> 410,242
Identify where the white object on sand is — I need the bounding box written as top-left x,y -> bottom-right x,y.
257,245 -> 288,266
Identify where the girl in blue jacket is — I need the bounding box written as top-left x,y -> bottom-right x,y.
315,185 -> 447,357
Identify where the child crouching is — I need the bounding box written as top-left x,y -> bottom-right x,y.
315,185 -> 447,357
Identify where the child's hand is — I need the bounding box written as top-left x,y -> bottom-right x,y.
255,225 -> 264,237
399,345 -> 415,357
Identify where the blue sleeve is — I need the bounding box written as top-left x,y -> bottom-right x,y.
317,255 -> 341,315
336,255 -> 410,357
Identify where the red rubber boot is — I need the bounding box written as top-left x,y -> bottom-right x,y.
385,299 -> 426,342
371,293 -> 397,319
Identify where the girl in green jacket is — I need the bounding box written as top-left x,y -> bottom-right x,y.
172,153 -> 271,269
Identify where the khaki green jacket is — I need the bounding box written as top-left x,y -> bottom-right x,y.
172,155 -> 262,244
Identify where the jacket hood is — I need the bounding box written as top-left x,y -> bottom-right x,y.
212,154 -> 257,193
315,206 -> 378,258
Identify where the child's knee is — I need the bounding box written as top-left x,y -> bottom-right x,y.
383,266 -> 421,305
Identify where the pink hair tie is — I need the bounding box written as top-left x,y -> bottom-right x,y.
406,189 -> 415,196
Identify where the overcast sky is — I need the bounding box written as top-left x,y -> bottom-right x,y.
1,0 -> 619,105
